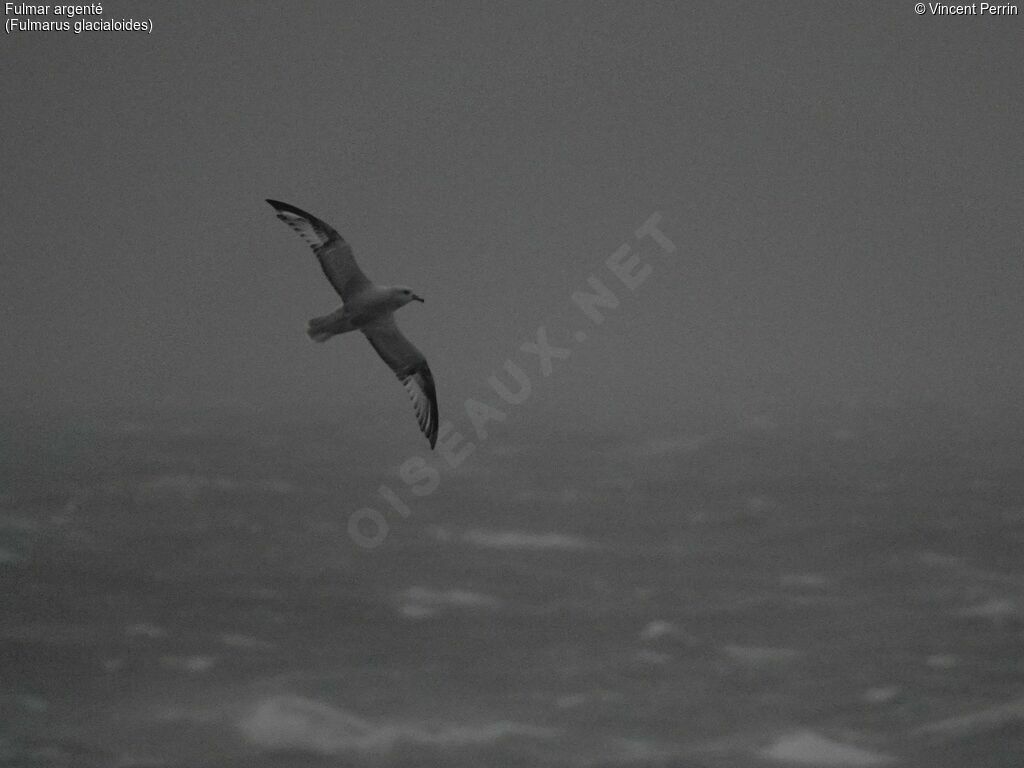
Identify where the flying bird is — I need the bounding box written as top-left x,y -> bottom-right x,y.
266,199 -> 438,448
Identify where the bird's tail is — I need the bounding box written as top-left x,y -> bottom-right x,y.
307,327 -> 334,343
307,312 -> 352,343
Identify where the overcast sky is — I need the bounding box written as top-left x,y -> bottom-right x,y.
2,1 -> 1022,438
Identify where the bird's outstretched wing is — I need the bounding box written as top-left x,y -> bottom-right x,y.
266,199 -> 372,301
361,315 -> 439,448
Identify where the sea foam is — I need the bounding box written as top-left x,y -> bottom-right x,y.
238,695 -> 553,754
462,529 -> 595,551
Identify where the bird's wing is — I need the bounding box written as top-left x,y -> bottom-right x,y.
361,315 -> 439,448
266,199 -> 372,301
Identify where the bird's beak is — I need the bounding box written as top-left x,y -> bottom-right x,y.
413,294 -> 425,303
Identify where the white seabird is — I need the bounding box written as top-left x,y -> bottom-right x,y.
267,199 -> 439,448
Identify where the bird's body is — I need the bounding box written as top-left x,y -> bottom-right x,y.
307,284 -> 410,341
266,199 -> 439,448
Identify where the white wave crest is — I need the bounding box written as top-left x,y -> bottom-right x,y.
238,695 -> 553,754
397,586 -> 501,618
759,730 -> 893,766
462,529 -> 595,551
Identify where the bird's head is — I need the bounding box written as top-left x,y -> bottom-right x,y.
392,285 -> 425,307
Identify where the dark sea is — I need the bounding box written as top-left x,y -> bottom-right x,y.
2,405 -> 1023,767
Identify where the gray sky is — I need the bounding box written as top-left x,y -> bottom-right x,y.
3,1 -> 1022,437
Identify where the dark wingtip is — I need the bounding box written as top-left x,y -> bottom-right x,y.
265,199 -> 322,223
266,199 -> 301,215
428,402 -> 439,450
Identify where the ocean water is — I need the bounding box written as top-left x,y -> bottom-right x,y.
2,405 -> 1023,767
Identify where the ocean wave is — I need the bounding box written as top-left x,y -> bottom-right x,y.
0,514 -> 39,532
136,474 -> 294,499
912,694 -> 1024,739
639,620 -> 675,641
159,655 -> 216,673
514,487 -> 581,504
957,597 -> 1018,622
722,645 -> 800,665
237,695 -> 554,754
461,529 -> 596,551
620,435 -> 707,457
758,730 -> 893,766
125,623 -> 167,639
397,586 -> 501,618
219,633 -> 276,651
779,573 -> 829,589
